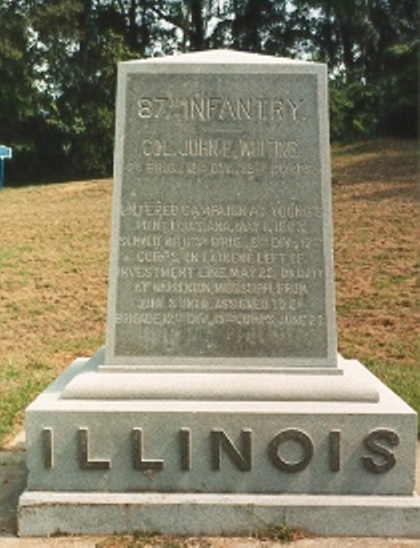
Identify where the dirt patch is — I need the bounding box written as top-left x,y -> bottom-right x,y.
331,140 -> 418,407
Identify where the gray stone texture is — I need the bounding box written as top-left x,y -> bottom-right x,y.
18,491 -> 420,538
24,355 -> 417,497
106,50 -> 337,369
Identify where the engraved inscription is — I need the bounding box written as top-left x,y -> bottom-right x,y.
40,426 -> 400,477
42,427 -> 53,469
141,138 -> 301,159
268,428 -> 314,473
138,138 -> 314,180
180,428 -> 192,471
329,430 -> 341,472
132,427 -> 164,472
111,71 -> 333,361
210,429 -> 252,472
137,96 -> 305,122
116,197 -> 326,357
78,428 -> 111,470
362,429 -> 399,473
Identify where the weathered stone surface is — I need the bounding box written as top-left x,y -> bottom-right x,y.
20,355 -> 419,536
25,356 -> 416,496
18,491 -> 420,538
106,50 -> 336,369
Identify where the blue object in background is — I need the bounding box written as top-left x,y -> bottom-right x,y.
0,146 -> 12,189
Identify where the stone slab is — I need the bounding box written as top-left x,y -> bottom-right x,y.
106,50 -> 337,369
61,348 -> 379,401
4,433 -> 419,543
23,356 -> 416,496
18,491 -> 420,538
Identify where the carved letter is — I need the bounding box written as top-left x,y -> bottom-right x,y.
180,428 -> 191,471
138,98 -> 152,118
210,429 -> 252,471
78,427 -> 111,470
288,99 -> 304,121
362,428 -> 399,473
329,430 -> 341,472
42,427 -> 53,469
132,428 -> 164,471
268,428 -> 313,473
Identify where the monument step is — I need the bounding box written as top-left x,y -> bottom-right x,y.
61,352 -> 378,402
24,355 -> 416,496
18,491 -> 420,538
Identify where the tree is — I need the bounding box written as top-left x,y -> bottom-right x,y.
0,0 -> 416,183
299,0 -> 418,139
26,0 -> 132,179
0,1 -> 42,181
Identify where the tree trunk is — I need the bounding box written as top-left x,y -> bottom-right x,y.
189,0 -> 205,51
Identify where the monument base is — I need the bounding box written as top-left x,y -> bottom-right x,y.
19,491 -> 420,538
19,354 -> 418,537
60,348 -> 379,402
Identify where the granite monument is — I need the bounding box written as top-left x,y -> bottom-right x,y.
18,50 -> 419,538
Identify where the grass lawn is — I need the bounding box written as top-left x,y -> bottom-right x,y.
332,140 -> 418,420
0,139 -> 418,444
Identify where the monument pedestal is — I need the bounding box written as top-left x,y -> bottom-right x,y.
60,348 -> 380,402
19,492 -> 420,538
18,353 -> 419,537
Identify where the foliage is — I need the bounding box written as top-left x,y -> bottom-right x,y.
0,1 -> 39,180
254,522 -> 303,542
303,0 -> 418,141
0,0 -> 417,183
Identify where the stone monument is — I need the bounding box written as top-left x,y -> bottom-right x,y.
19,50 -> 419,538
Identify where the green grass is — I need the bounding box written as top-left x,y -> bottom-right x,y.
365,359 -> 420,416
254,523 -> 303,542
0,360 -> 53,439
